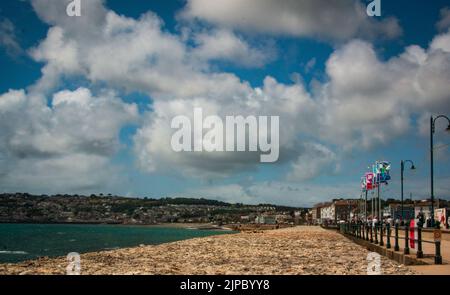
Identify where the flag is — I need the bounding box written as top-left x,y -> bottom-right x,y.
373,161 -> 391,184
365,172 -> 375,190
409,219 -> 418,249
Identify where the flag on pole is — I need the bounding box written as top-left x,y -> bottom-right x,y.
374,161 -> 391,184
365,172 -> 375,190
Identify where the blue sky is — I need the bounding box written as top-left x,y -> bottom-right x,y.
0,0 -> 449,206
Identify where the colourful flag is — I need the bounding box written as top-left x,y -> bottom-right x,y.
365,172 -> 375,190
373,161 -> 391,184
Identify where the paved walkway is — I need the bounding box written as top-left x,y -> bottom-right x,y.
375,228 -> 450,274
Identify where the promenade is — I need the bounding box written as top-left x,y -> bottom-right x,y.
0,226 -> 414,275
340,224 -> 450,275
392,230 -> 450,275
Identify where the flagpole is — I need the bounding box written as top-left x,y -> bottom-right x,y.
365,189 -> 368,222
372,165 -> 378,222
378,173 -> 381,221
371,191 -> 374,221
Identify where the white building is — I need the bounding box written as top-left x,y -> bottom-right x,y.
320,204 -> 335,222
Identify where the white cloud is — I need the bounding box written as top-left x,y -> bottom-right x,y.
317,36 -> 450,149
191,29 -> 275,67
133,77 -> 317,178
0,18 -> 23,56
30,0 -> 108,38
437,7 -> 450,32
0,88 -> 138,193
179,0 -> 402,42
2,0 -> 448,203
30,26 -> 82,92
288,143 -> 338,181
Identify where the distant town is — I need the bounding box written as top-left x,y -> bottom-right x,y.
0,193 -> 308,225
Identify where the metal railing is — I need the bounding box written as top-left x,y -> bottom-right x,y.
339,222 -> 443,265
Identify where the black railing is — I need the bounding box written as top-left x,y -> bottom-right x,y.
340,222 -> 443,265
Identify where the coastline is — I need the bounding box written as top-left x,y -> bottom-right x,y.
0,226 -> 415,275
0,222 -> 233,230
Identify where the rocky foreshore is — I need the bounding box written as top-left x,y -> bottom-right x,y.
0,226 -> 414,275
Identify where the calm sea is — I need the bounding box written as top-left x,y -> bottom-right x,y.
0,223 -> 233,263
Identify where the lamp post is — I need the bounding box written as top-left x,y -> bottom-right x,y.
430,115 -> 450,227
400,160 -> 415,222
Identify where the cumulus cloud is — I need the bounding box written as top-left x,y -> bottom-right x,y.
133,77 -> 317,178
0,18 -> 23,56
0,88 -> 138,193
437,7 -> 450,32
30,0 -> 108,37
30,26 -> 83,93
317,36 -> 450,149
3,0 -> 450,201
191,29 -> 275,67
179,0 -> 402,42
26,0 -> 450,178
287,143 -> 338,181
28,2 -> 259,98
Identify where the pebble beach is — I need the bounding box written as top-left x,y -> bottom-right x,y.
0,226 -> 415,275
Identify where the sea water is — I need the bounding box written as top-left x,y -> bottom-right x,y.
0,223 -> 232,263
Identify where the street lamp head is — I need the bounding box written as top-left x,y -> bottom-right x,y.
446,124 -> 450,132
411,165 -> 416,170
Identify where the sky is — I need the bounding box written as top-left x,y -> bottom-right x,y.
0,0 -> 449,207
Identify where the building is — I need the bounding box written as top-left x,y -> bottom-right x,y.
383,203 -> 415,220
434,208 -> 449,228
313,199 -> 360,224
320,202 -> 334,223
333,199 -> 359,223
255,215 -> 277,225
311,202 -> 331,224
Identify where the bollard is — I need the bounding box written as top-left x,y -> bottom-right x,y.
416,227 -> 423,258
380,224 -> 384,246
379,224 -> 384,246
404,224 -> 410,255
394,223 -> 399,251
386,223 -> 391,249
435,241 -> 442,265
374,225 -> 378,244
366,225 -> 369,241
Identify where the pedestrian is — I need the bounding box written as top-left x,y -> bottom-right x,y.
387,216 -> 393,226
